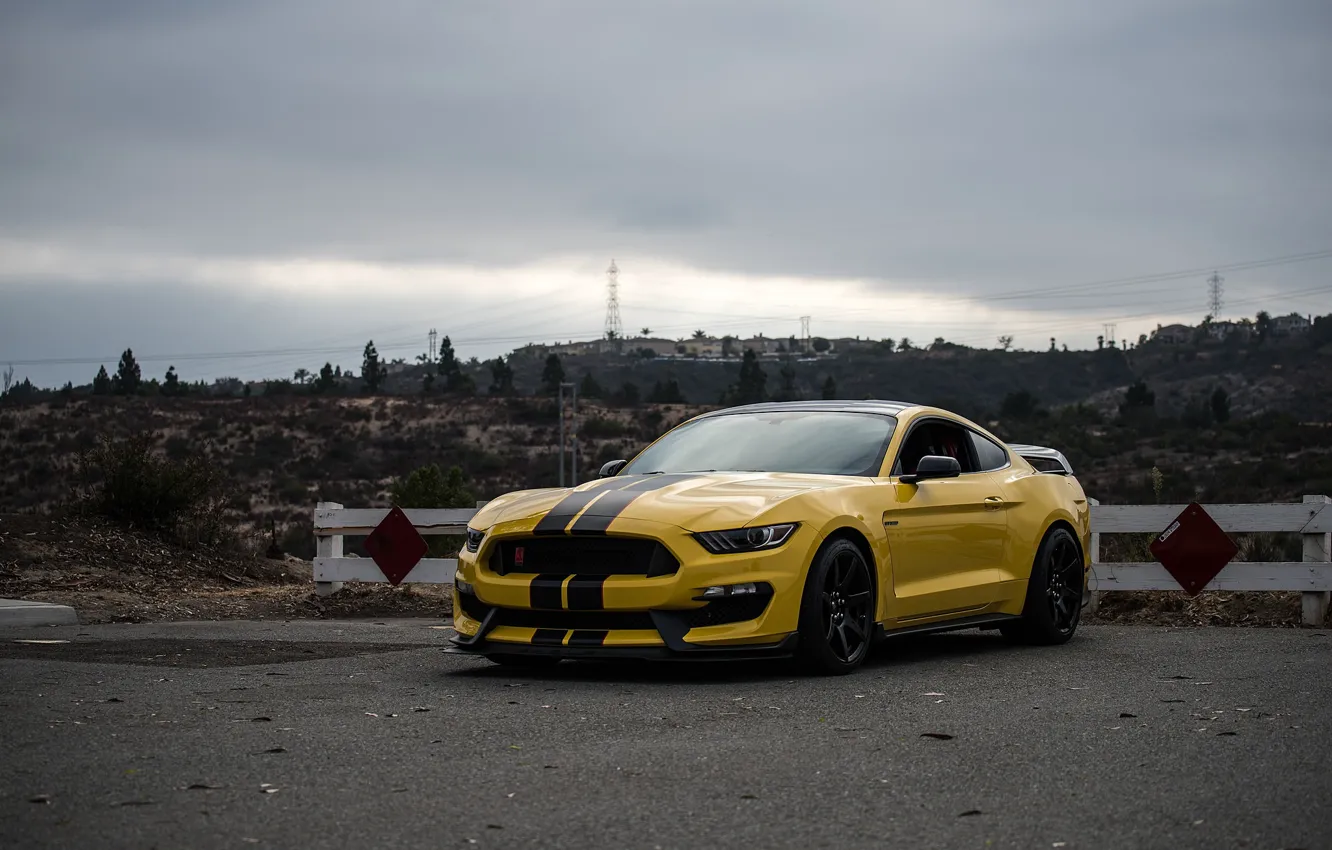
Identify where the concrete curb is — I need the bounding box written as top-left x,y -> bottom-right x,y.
0,599 -> 79,627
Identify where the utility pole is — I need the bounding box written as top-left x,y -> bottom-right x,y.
800,316 -> 811,354
428,328 -> 437,361
1103,323 -> 1117,345
558,381 -> 579,486
1207,271 -> 1224,318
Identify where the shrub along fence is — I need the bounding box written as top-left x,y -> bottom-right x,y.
312,495 -> 1332,626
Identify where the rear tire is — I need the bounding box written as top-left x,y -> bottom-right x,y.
795,538 -> 876,675
1000,526 -> 1084,645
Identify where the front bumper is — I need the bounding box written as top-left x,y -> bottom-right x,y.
448,517 -> 814,660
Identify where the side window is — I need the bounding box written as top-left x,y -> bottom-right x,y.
969,430 -> 1010,471
894,420 -> 978,474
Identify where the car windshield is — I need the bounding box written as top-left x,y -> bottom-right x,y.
620,410 -> 898,476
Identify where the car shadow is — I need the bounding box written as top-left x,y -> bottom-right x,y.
443,627 -> 1065,686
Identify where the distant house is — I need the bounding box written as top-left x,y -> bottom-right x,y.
1151,323 -> 1193,344
1271,313 -> 1312,337
1206,321 -> 1250,342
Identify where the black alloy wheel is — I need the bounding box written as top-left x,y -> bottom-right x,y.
797,538 -> 876,675
1001,526 -> 1084,645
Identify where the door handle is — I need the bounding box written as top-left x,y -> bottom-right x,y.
983,496 -> 1004,511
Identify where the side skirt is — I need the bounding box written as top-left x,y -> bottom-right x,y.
878,612 -> 1021,639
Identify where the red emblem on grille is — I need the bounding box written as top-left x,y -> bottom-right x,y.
515,546 -> 525,567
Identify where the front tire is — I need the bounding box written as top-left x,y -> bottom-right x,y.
796,538 -> 876,675
1000,526 -> 1084,645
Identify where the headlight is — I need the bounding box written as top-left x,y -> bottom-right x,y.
464,528 -> 484,553
693,523 -> 798,554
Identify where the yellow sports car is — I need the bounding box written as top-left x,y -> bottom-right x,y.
446,400 -> 1092,675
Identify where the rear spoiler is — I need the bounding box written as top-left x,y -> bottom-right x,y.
1007,443 -> 1074,475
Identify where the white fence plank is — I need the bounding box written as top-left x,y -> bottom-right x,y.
1092,562 -> 1332,592
314,557 -> 457,584
314,507 -> 475,535
1090,502 -> 1326,534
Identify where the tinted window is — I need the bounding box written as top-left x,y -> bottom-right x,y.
969,431 -> 1010,471
896,420 -> 977,474
621,411 -> 898,476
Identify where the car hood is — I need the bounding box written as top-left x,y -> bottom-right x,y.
473,472 -> 855,533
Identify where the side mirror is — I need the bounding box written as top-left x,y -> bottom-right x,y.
598,459 -> 628,478
900,454 -> 961,485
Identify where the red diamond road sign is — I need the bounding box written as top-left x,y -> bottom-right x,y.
363,506 -> 428,585
1149,502 -> 1239,596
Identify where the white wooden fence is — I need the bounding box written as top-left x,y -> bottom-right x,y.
312,494 -> 1332,626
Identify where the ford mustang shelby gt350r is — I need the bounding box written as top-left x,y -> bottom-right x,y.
446,399 -> 1091,674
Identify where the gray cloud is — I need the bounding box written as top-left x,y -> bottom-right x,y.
2,0 -> 1330,386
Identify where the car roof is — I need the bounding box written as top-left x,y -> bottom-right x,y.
694,399 -> 919,419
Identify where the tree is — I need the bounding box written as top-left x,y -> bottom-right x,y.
647,377 -> 685,404
1255,310 -> 1272,344
92,365 -> 112,395
162,366 -> 182,397
361,340 -> 387,394
1120,380 -> 1156,415
293,368 -> 310,385
692,329 -> 708,339
113,348 -> 142,395
729,348 -> 767,404
579,372 -> 604,399
434,336 -> 474,395
821,375 -> 837,399
998,335 -> 1014,351
1049,337 -> 1057,352
812,337 -> 831,353
640,327 -> 652,337
488,356 -> 515,396
541,353 -> 565,395
1096,335 -> 1105,350
1210,387 -> 1231,423
615,381 -> 641,406
772,358 -> 799,401
312,362 -> 339,394
721,336 -> 737,358
1,364 -> 12,395
897,338 -> 912,351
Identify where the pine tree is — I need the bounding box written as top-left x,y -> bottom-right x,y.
821,375 -> 837,399
361,340 -> 387,394
541,353 -> 565,395
313,362 -> 339,394
162,365 -> 181,397
92,365 -> 112,395
438,335 -> 472,394
773,358 -> 798,401
734,349 -> 767,404
488,357 -> 514,396
113,348 -> 141,395
579,372 -> 604,399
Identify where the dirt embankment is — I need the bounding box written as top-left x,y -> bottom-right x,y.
0,512 -> 452,625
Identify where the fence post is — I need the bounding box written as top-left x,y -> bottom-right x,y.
314,501 -> 345,598
1302,495 -> 1331,627
1086,497 -> 1101,615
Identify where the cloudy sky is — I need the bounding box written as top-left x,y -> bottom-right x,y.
2,0 -> 1330,388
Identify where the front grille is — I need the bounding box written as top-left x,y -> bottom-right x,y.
490,535 -> 679,577
457,588 -> 492,622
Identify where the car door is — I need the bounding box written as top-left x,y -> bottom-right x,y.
881,417 -> 1010,620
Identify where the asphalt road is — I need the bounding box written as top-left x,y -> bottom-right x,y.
1,619 -> 1329,850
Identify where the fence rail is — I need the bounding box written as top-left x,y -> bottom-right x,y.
312,494 -> 1332,626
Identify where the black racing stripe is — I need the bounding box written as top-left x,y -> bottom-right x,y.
566,575 -> 607,610
568,474 -> 699,534
530,629 -> 566,645
531,477 -> 640,535
529,574 -> 566,609
567,630 -> 608,647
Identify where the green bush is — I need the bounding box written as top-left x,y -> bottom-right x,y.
389,463 -> 476,556
74,431 -> 234,547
